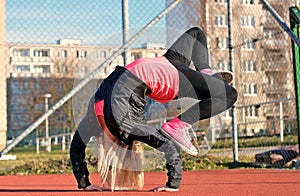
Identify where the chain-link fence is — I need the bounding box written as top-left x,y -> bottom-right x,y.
202,0 -> 300,161
4,0 -> 180,151
1,0 -> 300,163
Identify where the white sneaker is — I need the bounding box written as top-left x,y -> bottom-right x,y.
200,68 -> 233,84
212,70 -> 234,85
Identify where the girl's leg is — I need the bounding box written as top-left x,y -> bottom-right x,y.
161,28 -> 237,153
160,68 -> 237,153
163,27 -> 209,71
176,68 -> 238,124
127,131 -> 182,189
160,68 -> 237,155
70,96 -> 104,189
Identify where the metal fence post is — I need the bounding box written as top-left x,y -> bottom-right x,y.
48,137 -> 51,152
279,101 -> 284,142
290,6 -> 300,153
62,135 -> 65,151
228,0 -> 238,164
122,0 -> 130,66
36,138 -> 39,154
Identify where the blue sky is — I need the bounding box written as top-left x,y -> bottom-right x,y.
6,0 -> 167,45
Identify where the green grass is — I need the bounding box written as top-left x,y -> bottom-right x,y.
212,135 -> 298,149
1,135 -> 297,176
0,146 -> 73,175
0,145 -> 255,176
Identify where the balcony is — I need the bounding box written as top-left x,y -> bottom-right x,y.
263,61 -> 287,72
264,109 -> 280,117
263,83 -> 287,94
10,56 -> 52,63
261,39 -> 288,49
32,57 -> 51,63
10,56 -> 32,63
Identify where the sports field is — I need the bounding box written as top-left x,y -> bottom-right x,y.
0,169 -> 300,195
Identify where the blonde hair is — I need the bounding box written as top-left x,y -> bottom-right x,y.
96,134 -> 144,191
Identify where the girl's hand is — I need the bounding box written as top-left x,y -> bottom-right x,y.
151,186 -> 179,192
83,185 -> 102,191
83,185 -> 111,191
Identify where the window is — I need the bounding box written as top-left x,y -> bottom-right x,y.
57,50 -> 68,58
58,64 -> 67,73
270,0 -> 283,2
242,38 -> 256,50
33,49 -> 49,57
241,15 -> 255,27
243,83 -> 258,95
76,50 -> 87,58
264,29 -> 277,39
215,0 -> 228,3
263,10 -> 272,20
264,29 -> 287,46
15,65 -> 30,72
97,50 -> 106,58
216,60 -> 230,70
224,109 -> 232,118
62,50 -> 68,58
215,15 -> 228,27
217,37 -> 229,49
240,0 -> 254,4
79,66 -> 88,74
243,60 -> 256,72
132,52 -> 142,60
245,106 -> 258,118
13,49 -> 29,57
242,129 -> 247,135
33,65 -> 50,73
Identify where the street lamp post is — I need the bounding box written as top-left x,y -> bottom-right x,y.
43,93 -> 52,152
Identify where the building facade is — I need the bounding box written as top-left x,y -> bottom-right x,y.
0,0 -> 7,151
6,40 -> 166,142
2,0 -> 300,149
167,0 -> 297,137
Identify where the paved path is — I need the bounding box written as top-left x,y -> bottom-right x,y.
1,169 -> 300,195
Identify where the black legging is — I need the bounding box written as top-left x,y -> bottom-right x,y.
164,27 -> 209,71
164,27 -> 238,124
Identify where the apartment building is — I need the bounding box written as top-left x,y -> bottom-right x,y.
8,39 -> 123,78
260,1 -> 295,134
0,0 -> 6,151
167,0 -> 296,137
207,0 -> 263,136
212,0 -> 296,137
2,0 -> 298,149
6,40 -> 166,142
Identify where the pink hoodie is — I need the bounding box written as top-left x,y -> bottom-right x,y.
95,56 -> 180,116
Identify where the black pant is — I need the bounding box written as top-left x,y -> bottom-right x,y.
164,27 -> 209,71
164,27 -> 238,124
70,96 -> 102,189
100,66 -> 182,188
